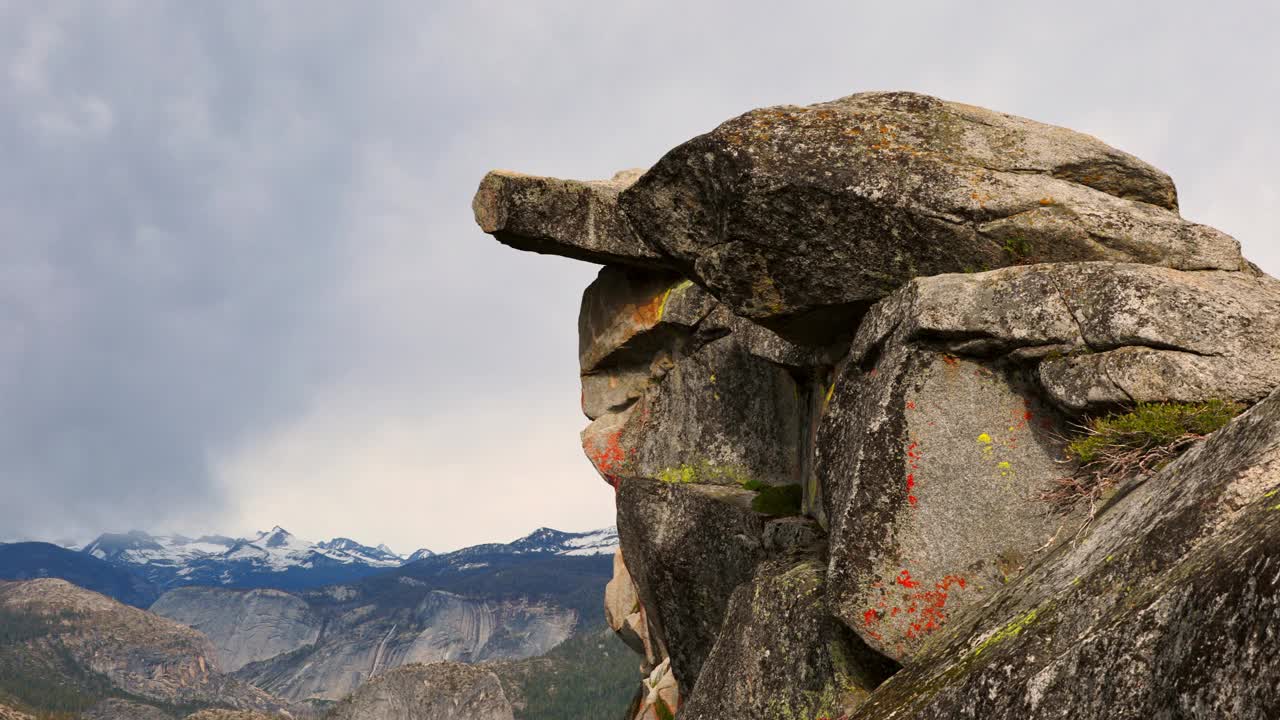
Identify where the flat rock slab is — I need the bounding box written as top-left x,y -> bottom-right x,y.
853,388 -> 1280,719
1034,264 -> 1280,410
679,558 -> 898,720
619,91 -> 1242,340
473,168 -> 669,268
872,262 -> 1280,412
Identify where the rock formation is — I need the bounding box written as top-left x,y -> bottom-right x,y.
0,578 -> 282,713
475,90 -> 1280,718
324,662 -> 515,720
223,586 -> 576,703
150,587 -> 323,672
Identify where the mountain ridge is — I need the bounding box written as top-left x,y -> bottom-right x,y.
1,527 -> 618,606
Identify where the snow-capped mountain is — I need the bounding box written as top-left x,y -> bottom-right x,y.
511,526 -> 619,556
418,526 -> 620,569
65,525 -> 616,594
404,548 -> 437,563
79,526 -> 412,591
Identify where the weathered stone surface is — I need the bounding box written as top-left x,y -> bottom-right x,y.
475,93 -> 1280,720
325,662 -> 515,720
680,558 -> 898,720
1036,264 -> 1280,411
618,91 -> 1243,338
583,330 -> 805,488
761,515 -> 827,556
578,267 -> 715,420
857,262 -> 1280,413
604,550 -> 640,636
625,657 -> 681,720
815,284 -> 1074,661
473,168 -> 669,267
853,388 -> 1280,720
615,478 -> 768,690
150,586 -> 322,672
604,549 -> 661,667
699,303 -> 846,369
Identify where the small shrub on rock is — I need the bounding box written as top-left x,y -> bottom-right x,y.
1046,399 -> 1244,512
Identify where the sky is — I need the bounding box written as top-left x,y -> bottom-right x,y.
0,1 -> 1275,553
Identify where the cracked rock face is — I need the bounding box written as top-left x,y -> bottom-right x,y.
579,266 -> 807,488
615,478 -> 768,689
679,558 -> 898,720
877,262 -> 1280,413
852,388 -> 1280,719
617,91 -> 1243,341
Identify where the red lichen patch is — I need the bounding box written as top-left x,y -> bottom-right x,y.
942,354 -> 959,366
903,574 -> 967,638
583,430 -> 627,487
906,440 -> 923,507
866,569 -> 969,645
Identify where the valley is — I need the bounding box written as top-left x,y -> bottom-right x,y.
0,527 -> 634,719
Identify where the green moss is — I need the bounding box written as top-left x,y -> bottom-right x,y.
751,484 -> 803,516
654,698 -> 675,720
657,461 -> 752,486
1066,399 -> 1243,464
657,465 -> 698,484
969,605 -> 1045,659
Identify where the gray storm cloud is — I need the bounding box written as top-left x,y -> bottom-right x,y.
0,1 -> 1275,551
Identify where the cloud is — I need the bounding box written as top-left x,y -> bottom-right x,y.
0,1 -> 1274,548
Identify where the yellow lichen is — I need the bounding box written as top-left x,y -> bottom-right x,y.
969,605 -> 1044,659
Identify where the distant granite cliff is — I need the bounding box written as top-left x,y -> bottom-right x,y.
149,528 -> 618,704
475,91 -> 1280,718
